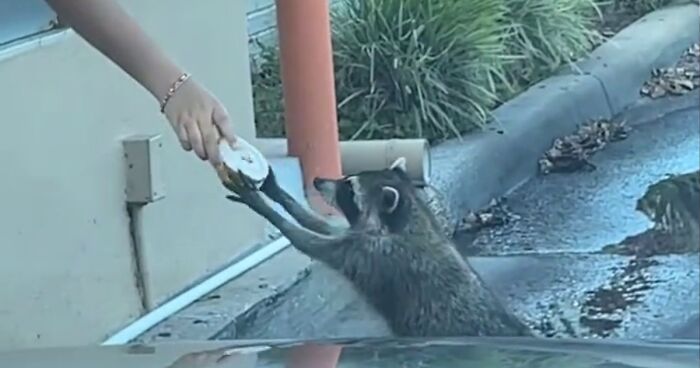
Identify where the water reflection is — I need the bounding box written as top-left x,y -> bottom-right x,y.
603,169 -> 700,256
580,170 -> 700,337
579,257 -> 661,337
244,337 -> 700,368
1,337 -> 696,368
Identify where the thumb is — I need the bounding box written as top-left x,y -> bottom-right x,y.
212,104 -> 238,147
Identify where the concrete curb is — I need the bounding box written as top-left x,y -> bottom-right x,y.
429,3 -> 699,229
573,3 -> 700,114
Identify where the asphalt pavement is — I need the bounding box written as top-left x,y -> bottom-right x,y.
215,98 -> 700,342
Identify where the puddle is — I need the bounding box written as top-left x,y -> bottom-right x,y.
451,168 -> 699,339
602,169 -> 700,257
576,170 -> 700,337
578,258 -> 661,337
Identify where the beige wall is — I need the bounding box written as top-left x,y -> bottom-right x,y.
0,0 -> 266,350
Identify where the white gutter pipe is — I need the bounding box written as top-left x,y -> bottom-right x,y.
101,236 -> 291,345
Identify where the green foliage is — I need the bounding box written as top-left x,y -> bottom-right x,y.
332,0 -> 510,142
609,0 -> 673,14
249,39 -> 285,138
249,0 -> 661,142
501,0 -> 604,92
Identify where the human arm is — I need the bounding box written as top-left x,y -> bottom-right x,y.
44,0 -> 237,165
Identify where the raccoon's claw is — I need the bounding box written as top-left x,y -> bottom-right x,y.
235,169 -> 260,190
225,195 -> 244,204
219,164 -> 259,195
260,166 -> 280,195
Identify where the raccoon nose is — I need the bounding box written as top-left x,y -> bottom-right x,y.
312,177 -> 325,190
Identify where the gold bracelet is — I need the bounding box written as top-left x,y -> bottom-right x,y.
159,72 -> 191,113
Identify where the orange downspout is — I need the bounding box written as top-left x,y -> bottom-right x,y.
275,0 -> 343,216
285,343 -> 342,368
275,1 -> 343,367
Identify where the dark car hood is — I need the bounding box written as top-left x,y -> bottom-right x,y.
0,336 -> 698,368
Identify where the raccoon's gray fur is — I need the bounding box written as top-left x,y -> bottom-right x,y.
224,157 -> 531,337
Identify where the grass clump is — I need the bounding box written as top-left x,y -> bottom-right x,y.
332,0 -> 510,142
250,39 -> 286,138
501,0 -> 604,92
608,0 -> 673,14
250,0 -> 663,142
594,0 -> 676,35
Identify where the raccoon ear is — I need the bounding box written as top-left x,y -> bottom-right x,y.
389,157 -> 407,172
381,186 -> 400,213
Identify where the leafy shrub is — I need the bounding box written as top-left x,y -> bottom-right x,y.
250,0 -> 612,142
609,0 -> 673,14
501,0 -> 604,91
593,0 -> 674,35
331,0 -> 511,142
249,39 -> 286,138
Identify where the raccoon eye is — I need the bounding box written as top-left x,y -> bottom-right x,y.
342,178 -> 354,191
338,178 -> 355,201
335,178 -> 359,222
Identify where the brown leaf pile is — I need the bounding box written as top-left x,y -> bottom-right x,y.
641,43 -> 699,99
457,197 -> 519,233
539,119 -> 629,175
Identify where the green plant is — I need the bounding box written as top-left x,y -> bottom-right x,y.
610,0 -> 673,13
331,0 -> 512,142
501,0 -> 604,91
249,0 -> 617,142
250,39 -> 286,138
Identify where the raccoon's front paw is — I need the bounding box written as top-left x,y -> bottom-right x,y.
225,183 -> 264,207
260,166 -> 283,197
218,164 -> 260,200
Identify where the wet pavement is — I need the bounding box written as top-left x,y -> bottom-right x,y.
215,99 -> 699,342
460,105 -> 699,256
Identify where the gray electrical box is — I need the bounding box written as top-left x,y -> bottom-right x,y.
123,134 -> 166,204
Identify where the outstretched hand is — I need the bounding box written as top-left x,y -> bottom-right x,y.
163,77 -> 238,166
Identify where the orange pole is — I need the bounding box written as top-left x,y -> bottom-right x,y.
275,0 -> 342,214
285,343 -> 342,368
275,1 -> 343,366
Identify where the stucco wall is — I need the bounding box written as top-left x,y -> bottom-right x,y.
0,0 -> 267,350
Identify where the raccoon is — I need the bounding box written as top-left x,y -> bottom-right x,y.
222,157 -> 532,337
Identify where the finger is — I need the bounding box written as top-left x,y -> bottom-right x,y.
212,105 -> 238,147
176,121 -> 192,151
199,118 -> 223,166
184,120 -> 207,160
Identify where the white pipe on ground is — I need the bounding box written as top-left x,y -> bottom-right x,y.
339,139 -> 431,186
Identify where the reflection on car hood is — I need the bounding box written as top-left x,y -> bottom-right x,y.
0,337 -> 698,368
260,337 -> 700,368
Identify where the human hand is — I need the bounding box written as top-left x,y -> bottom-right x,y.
162,77 -> 238,166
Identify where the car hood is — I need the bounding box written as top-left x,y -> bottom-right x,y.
0,336 -> 698,368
